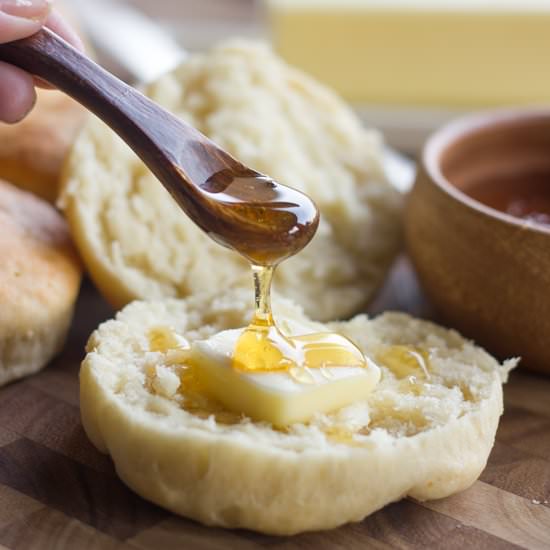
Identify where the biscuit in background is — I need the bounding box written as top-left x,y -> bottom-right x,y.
0,89 -> 86,203
61,40 -> 403,321
0,180 -> 82,385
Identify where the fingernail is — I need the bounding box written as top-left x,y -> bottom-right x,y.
0,0 -> 52,21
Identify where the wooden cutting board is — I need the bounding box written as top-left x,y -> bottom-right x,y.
0,259 -> 549,550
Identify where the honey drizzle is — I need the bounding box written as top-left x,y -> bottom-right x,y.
376,345 -> 432,395
232,264 -> 366,375
252,264 -> 275,326
148,326 -> 182,352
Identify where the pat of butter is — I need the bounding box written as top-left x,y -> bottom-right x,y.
190,328 -> 380,426
267,0 -> 550,106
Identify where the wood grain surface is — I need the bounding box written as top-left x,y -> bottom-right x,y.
0,258 -> 549,549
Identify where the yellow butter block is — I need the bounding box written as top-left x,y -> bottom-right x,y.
266,0 -> 550,106
191,328 -> 380,426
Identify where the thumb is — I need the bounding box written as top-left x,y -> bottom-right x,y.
0,0 -> 52,44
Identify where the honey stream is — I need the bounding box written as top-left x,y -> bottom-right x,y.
232,264 -> 365,377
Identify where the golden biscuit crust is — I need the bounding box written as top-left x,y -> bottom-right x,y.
0,180 -> 82,384
0,90 -> 86,203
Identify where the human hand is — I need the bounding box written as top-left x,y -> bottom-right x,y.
0,0 -> 83,123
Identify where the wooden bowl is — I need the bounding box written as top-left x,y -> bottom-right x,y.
405,109 -> 550,374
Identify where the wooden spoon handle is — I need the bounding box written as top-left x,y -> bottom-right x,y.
0,28 -> 234,210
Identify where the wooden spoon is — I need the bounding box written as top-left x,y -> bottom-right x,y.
0,28 -> 319,266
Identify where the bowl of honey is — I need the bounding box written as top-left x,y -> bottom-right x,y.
405,109 -> 550,374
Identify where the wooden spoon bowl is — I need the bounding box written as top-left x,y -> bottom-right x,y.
406,109 -> 550,374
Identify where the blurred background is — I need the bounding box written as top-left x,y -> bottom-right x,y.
68,0 -> 550,153
128,0 -> 260,46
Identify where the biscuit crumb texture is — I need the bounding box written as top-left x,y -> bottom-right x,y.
0,181 -> 81,385
81,289 -> 515,535
61,40 -> 402,321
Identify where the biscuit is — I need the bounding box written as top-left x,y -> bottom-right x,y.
0,89 -> 86,203
61,40 -> 402,321
0,180 -> 82,385
80,289 -> 515,535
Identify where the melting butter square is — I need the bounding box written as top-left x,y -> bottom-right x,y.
191,329 -> 380,426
